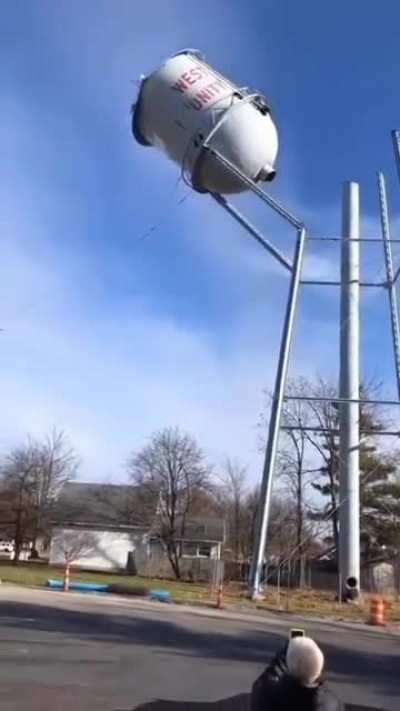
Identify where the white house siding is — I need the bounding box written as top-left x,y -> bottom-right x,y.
49,527 -> 149,572
141,539 -> 221,581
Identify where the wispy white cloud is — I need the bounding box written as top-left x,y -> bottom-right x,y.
2,1 -> 398,489
0,155 -> 336,483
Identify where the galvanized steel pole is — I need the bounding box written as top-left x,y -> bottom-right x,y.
339,182 -> 360,599
377,171 -> 400,400
249,228 -> 306,598
391,130 -> 400,187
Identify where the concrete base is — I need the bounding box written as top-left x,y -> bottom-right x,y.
249,592 -> 266,602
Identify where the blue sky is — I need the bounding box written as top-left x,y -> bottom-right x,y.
2,1 -> 400,481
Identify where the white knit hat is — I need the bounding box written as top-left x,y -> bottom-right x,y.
286,636 -> 324,686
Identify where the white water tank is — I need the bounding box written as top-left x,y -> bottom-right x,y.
132,50 -> 279,194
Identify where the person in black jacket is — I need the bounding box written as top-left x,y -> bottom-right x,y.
251,635 -> 344,711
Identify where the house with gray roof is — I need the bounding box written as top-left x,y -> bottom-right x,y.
49,481 -> 225,579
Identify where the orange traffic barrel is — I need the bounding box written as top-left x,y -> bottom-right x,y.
369,596 -> 386,626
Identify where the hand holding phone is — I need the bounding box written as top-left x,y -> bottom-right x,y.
290,628 -> 305,638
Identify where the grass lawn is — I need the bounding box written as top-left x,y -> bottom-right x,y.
256,586 -> 400,623
0,560 -> 218,604
0,560 -> 399,625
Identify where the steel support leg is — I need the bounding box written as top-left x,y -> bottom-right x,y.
249,228 -> 307,598
377,171 -> 400,400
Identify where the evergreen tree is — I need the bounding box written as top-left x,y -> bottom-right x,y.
310,385 -> 400,561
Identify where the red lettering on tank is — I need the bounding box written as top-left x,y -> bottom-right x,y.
171,67 -> 227,97
190,98 -> 203,110
171,77 -> 188,93
196,88 -> 212,103
210,80 -> 225,95
175,68 -> 230,109
190,67 -> 203,81
182,71 -> 196,85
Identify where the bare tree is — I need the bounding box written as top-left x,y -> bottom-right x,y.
278,380 -> 324,561
0,439 -> 39,563
240,487 -> 310,581
241,486 -> 259,562
259,378 -> 317,559
127,427 -> 211,579
218,459 -> 248,563
0,430 -> 78,562
259,375 -> 399,569
31,429 -> 78,552
52,529 -> 97,591
267,498 -> 299,563
301,378 -> 340,556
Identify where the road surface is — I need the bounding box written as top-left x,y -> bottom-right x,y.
0,586 -> 397,710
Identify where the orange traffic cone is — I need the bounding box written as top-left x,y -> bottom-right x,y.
369,596 -> 386,626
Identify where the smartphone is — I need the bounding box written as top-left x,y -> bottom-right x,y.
290,628 -> 305,639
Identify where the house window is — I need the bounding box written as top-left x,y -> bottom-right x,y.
182,542 -> 197,557
181,542 -> 212,558
198,543 -> 212,558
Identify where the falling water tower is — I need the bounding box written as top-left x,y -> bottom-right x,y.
132,49 -> 279,194
131,49 -> 303,600
131,49 -> 379,603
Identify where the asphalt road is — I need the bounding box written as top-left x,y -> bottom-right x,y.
0,586 -> 397,711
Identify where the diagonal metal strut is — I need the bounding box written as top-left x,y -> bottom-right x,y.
211,193 -> 293,272
205,146 -> 303,230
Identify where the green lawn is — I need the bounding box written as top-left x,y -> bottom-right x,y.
0,561 -> 216,604
1,561 -> 399,624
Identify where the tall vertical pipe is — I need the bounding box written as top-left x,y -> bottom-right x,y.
339,182 -> 360,599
